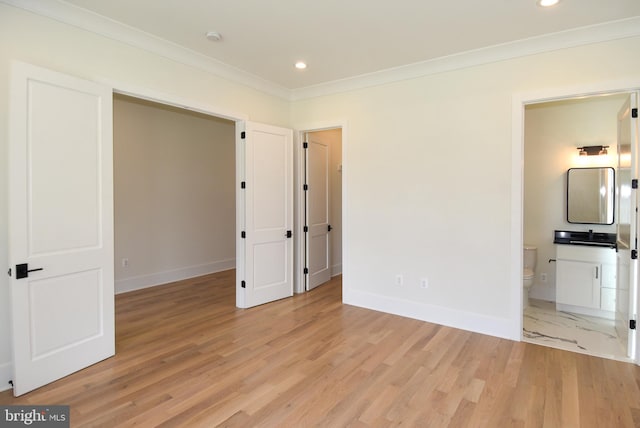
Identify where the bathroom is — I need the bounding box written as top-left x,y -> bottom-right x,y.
523,91 -> 636,361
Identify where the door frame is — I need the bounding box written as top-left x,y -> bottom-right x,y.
294,122 -> 347,294
512,79 -> 640,362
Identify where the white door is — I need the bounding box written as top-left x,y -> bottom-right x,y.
305,134 -> 332,290
616,92 -> 638,359
236,122 -> 293,308
8,62 -> 114,396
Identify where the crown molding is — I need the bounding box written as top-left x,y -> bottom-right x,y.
1,0 -> 293,100
290,16 -> 640,101
4,1 -> 639,103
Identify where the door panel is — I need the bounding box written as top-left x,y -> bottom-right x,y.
9,62 -> 114,396
306,136 -> 331,290
616,92 -> 639,359
237,122 -> 293,308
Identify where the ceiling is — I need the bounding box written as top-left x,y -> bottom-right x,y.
38,1 -> 640,90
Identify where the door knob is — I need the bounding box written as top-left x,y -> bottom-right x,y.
15,263 -> 43,279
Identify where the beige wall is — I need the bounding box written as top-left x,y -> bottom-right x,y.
307,129 -> 343,275
291,36 -> 640,337
524,94 -> 626,301
114,95 -> 235,293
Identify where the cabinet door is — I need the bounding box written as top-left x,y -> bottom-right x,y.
556,260 -> 601,308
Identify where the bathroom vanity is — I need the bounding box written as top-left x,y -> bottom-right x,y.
554,231 -> 617,319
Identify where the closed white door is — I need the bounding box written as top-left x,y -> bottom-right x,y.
236,122 -> 293,308
616,92 -> 638,359
9,62 -> 114,396
305,135 -> 331,290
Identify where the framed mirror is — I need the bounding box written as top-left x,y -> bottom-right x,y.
567,167 -> 615,224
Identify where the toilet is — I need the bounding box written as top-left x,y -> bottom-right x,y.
523,245 -> 537,308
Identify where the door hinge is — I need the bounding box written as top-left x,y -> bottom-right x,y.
303,225 -> 308,233
241,131 -> 246,139
241,280 -> 246,288
303,184 -> 308,191
241,181 -> 246,189
632,108 -> 638,118
304,267 -> 309,275
630,319 -> 636,330
241,231 -> 246,239
632,179 -> 638,189
303,142 -> 308,149
7,268 -> 11,277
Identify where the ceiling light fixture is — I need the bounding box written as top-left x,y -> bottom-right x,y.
537,0 -> 560,7
205,31 -> 222,42
295,61 -> 307,70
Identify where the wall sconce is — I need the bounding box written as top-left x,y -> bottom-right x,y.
578,145 -> 609,156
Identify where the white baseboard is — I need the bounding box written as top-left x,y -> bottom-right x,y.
0,361 -> 12,392
115,259 -> 235,294
331,263 -> 342,277
343,288 -> 517,341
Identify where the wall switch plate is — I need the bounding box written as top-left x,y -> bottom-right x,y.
122,258 -> 129,268
541,272 -> 547,283
395,274 -> 403,286
420,278 -> 429,289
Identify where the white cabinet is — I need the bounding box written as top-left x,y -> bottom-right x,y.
555,245 -> 616,318
556,259 -> 601,308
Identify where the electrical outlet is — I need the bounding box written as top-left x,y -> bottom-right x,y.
541,272 -> 547,283
420,278 -> 429,289
122,258 -> 129,268
395,274 -> 403,286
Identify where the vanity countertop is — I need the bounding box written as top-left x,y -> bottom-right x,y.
553,230 -> 616,248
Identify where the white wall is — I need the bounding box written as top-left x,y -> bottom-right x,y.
307,129 -> 343,275
524,95 -> 626,301
114,95 -> 236,293
0,4 -> 289,391
292,36 -> 640,339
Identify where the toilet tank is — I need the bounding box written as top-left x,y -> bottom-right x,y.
523,245 -> 537,270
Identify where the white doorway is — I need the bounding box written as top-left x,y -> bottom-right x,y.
298,128 -> 343,292
113,94 -> 237,295
519,90 -> 639,361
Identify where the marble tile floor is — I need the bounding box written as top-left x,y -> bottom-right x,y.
523,298 -> 630,362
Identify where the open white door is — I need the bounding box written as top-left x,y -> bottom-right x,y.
305,134 -> 332,290
236,121 -> 293,308
8,62 -> 114,395
616,92 -> 639,360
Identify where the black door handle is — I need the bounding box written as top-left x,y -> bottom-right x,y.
328,225 -> 333,232
15,263 -> 43,279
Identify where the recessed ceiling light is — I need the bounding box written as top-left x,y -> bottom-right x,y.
295,61 -> 307,70
537,0 -> 560,7
205,31 -> 222,42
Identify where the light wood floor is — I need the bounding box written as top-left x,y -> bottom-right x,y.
2,270 -> 640,427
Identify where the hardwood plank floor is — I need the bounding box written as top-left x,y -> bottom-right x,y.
2,270 -> 640,427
